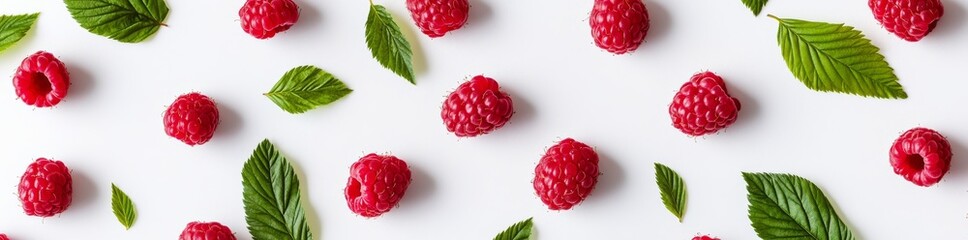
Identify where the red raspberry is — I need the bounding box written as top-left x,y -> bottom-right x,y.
13,51 -> 70,107
164,93 -> 220,146
869,0 -> 943,42
669,71 -> 741,136
239,0 -> 300,39
890,127 -> 952,187
18,158 -> 72,217
533,138 -> 599,210
406,0 -> 470,38
590,0 -> 650,54
0,234 -> 8,240
692,235 -> 720,240
344,154 -> 412,217
441,75 -> 514,137
179,221 -> 236,240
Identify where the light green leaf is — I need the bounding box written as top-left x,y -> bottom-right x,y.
743,172 -> 856,240
655,163 -> 686,222
741,0 -> 768,16
110,183 -> 137,230
770,15 -> 905,99
243,139 -> 313,240
265,65 -> 352,114
64,0 -> 169,43
0,13 -> 39,53
493,217 -> 533,240
365,3 -> 416,84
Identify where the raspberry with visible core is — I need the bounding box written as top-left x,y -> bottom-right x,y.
19,158 -> 72,217
869,0 -> 943,42
669,71 -> 741,136
179,221 -> 236,240
890,127 -> 952,187
13,51 -> 70,107
407,0 -> 470,38
164,93 -> 220,146
533,138 -> 600,210
239,0 -> 300,39
441,75 -> 514,137
345,154 -> 412,218
590,0 -> 650,54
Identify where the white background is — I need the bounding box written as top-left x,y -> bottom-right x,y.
1,0 -> 966,239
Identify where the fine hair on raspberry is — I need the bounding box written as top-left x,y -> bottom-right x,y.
345,154 -> 412,217
869,0 -> 944,42
239,0 -> 301,39
407,0 -> 470,38
179,221 -> 237,240
889,127 -> 952,187
590,0 -> 651,54
669,71 -> 741,136
441,75 -> 514,137
164,92 -> 220,146
533,138 -> 600,210
13,51 -> 71,107
19,158 -> 73,217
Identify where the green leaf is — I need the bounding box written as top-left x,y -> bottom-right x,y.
110,183 -> 137,230
741,0 -> 768,15
64,0 -> 169,43
365,3 -> 416,84
243,139 -> 313,240
0,13 -> 39,53
654,163 -> 686,222
493,217 -> 533,240
265,65 -> 353,114
743,172 -> 856,240
770,15 -> 906,99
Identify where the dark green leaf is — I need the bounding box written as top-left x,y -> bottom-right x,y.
265,65 -> 352,114
743,172 -> 855,240
770,15 -> 906,99
64,0 -> 169,43
0,13 -> 39,53
243,139 -> 313,240
111,183 -> 137,230
741,0 -> 769,16
365,3 -> 415,84
493,217 -> 533,240
654,163 -> 686,222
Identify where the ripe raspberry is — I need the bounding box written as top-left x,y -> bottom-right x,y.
590,0 -> 650,54
869,0 -> 943,42
533,138 -> 599,210
239,0 -> 300,39
179,221 -> 236,240
692,235 -> 720,240
0,234 -> 8,240
669,71 -> 741,136
18,158 -> 72,217
890,127 -> 952,187
344,154 -> 412,217
13,51 -> 70,107
406,0 -> 470,38
164,93 -> 220,146
441,75 -> 514,137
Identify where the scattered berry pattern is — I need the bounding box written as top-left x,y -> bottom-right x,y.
345,154 -> 412,217
533,138 -> 600,210
407,0 -> 470,38
890,127 -> 951,187
869,0 -> 944,42
669,71 -> 741,137
590,0 -> 650,54
164,93 -> 220,146
13,51 -> 70,107
179,221 -> 237,240
18,158 -> 72,217
441,75 -> 514,137
239,0 -> 300,39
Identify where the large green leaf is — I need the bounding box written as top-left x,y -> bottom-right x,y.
265,65 -> 352,114
110,183 -> 137,230
493,217 -> 533,240
365,3 -> 416,84
743,172 -> 855,240
0,13 -> 39,53
741,0 -> 768,16
655,163 -> 686,222
770,15 -> 905,99
243,139 -> 313,240
64,0 -> 169,43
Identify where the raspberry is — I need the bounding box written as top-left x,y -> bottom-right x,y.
441,75 -> 514,137
533,138 -> 599,210
692,235 -> 720,240
869,0 -> 943,42
890,127 -> 952,187
0,234 -> 8,240
344,154 -> 412,217
406,0 -> 470,38
179,221 -> 236,240
669,71 -> 741,136
13,51 -> 70,107
18,158 -> 72,217
164,93 -> 220,146
590,0 -> 650,54
239,0 -> 300,39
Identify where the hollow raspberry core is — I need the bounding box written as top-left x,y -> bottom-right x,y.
904,154 -> 925,171
27,72 -> 53,96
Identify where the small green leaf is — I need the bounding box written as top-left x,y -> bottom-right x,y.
265,65 -> 353,114
741,0 -> 769,16
770,15 -> 906,99
64,0 -> 169,43
0,13 -> 39,53
493,217 -> 533,240
655,163 -> 686,222
743,172 -> 856,240
243,139 -> 313,240
365,3 -> 416,84
110,183 -> 137,230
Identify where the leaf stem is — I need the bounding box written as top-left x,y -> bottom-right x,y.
766,14 -> 780,21
159,22 -> 168,27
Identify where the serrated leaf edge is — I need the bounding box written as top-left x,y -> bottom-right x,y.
110,183 -> 137,230
493,217 -> 533,240
654,163 -> 686,222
